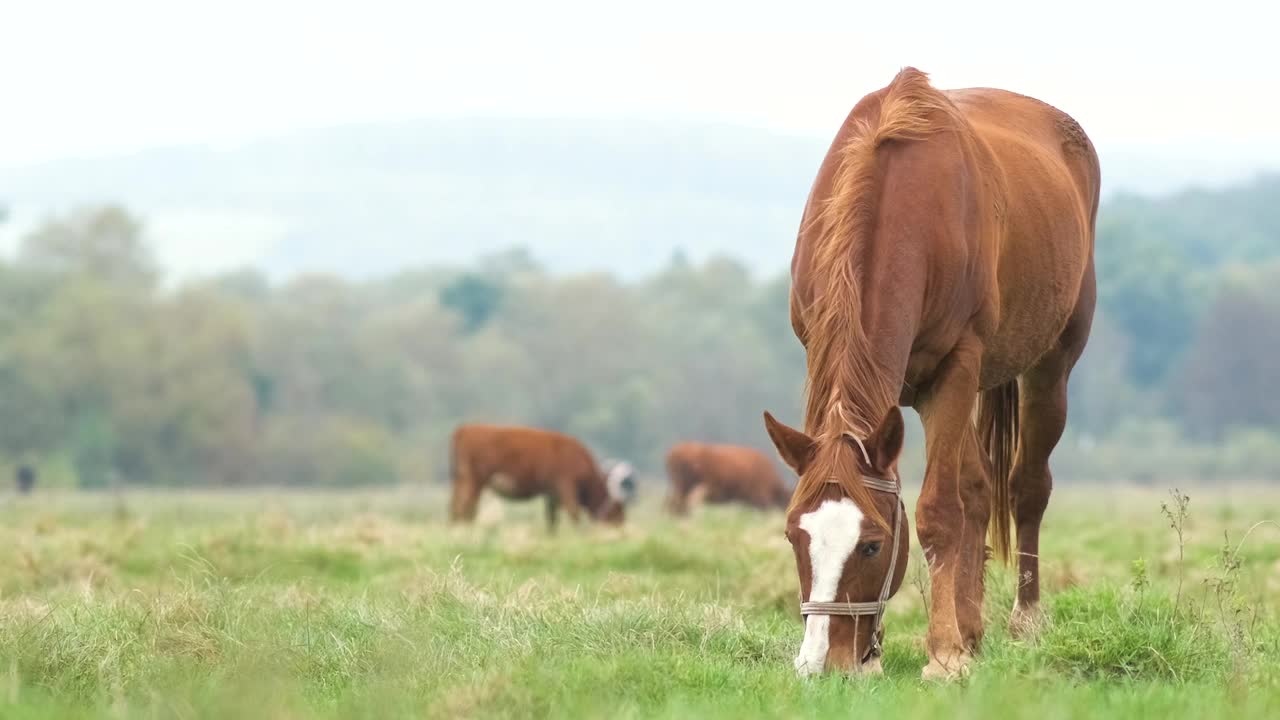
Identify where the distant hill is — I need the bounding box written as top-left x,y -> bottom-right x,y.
2,117 -> 1277,279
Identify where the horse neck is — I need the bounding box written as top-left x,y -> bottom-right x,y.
803,253 -> 919,440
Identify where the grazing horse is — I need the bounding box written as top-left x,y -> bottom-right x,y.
762,68 -> 1098,679
665,442 -> 791,514
449,424 -> 629,529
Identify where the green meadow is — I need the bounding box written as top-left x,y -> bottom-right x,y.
2,484 -> 1278,719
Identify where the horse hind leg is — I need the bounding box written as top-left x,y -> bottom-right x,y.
1008,279 -> 1092,638
1006,362 -> 1066,637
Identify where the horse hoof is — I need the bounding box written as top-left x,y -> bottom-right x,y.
1009,604 -> 1047,640
921,651 -> 972,681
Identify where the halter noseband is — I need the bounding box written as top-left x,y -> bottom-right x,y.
797,434 -> 904,657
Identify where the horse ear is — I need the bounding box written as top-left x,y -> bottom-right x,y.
866,406 -> 905,473
763,411 -> 815,475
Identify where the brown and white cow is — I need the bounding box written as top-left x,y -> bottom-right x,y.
449,424 -> 630,529
665,442 -> 791,514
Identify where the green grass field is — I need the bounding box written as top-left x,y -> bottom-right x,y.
2,484 -> 1279,719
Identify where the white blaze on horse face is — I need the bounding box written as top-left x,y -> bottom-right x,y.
794,498 -> 865,676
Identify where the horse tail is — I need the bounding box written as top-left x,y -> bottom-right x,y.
976,381 -> 1019,564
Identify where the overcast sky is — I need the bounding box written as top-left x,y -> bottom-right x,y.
2,0 -> 1276,168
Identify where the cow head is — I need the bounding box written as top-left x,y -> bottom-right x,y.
602,459 -> 637,504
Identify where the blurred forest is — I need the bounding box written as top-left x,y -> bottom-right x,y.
1,175 -> 1279,489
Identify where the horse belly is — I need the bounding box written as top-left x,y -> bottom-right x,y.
983,155 -> 1092,386
980,223 -> 1089,387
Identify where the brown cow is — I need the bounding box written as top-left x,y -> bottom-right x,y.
449,424 -> 627,529
665,442 -> 791,514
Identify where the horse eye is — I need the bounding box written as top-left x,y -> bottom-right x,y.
861,542 -> 882,558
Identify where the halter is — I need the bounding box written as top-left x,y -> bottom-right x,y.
798,433 -> 904,657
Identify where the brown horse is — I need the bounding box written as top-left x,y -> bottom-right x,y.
763,68 -> 1098,679
449,424 -> 629,529
665,442 -> 790,514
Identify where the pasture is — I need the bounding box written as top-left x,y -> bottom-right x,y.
2,484 -> 1279,719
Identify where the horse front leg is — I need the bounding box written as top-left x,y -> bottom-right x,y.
914,335 -> 990,680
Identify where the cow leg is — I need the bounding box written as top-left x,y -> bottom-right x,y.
544,494 -> 560,533
665,490 -> 686,516
557,477 -> 584,524
686,483 -> 709,514
665,460 -> 691,516
449,464 -> 482,524
666,481 -> 691,515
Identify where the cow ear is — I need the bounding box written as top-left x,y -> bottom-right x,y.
865,406 -> 905,474
763,411 -> 815,475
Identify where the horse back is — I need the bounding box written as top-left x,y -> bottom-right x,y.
948,88 -> 1101,385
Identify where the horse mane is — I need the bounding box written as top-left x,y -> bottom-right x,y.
788,68 -> 966,528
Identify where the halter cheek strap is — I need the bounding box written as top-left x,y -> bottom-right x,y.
797,434 -> 903,657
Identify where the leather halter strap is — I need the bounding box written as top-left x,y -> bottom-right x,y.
798,470 -> 904,657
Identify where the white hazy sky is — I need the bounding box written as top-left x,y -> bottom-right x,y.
1,0 -> 1276,167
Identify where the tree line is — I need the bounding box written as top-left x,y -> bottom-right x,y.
1,176 -> 1279,488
